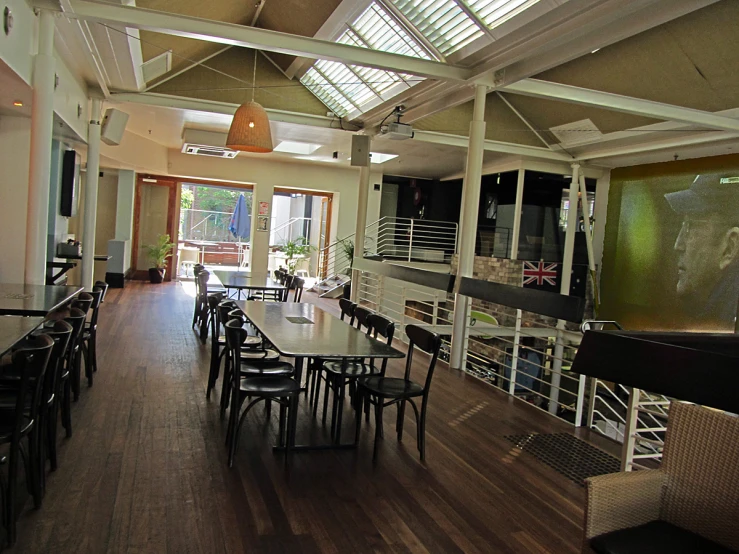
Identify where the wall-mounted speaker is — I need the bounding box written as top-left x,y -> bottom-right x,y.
101,108 -> 129,146
350,135 -> 370,167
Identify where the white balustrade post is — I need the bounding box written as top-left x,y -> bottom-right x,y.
350,164 -> 371,303
621,387 -> 641,471
549,163 -> 581,414
508,309 -> 522,395
408,218 -> 414,262
82,98 -> 102,290
450,84 -> 488,369
25,10 -> 56,284
510,169 -> 525,260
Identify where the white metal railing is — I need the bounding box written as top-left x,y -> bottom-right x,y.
180,208 -> 236,243
317,216 -> 458,281
270,216 -> 312,246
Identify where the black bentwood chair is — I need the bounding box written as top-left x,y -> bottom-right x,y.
358,324 -> 441,462
0,335 -> 53,546
80,288 -> 103,387
224,320 -> 299,468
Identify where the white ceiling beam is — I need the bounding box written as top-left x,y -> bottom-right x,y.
413,130 -> 572,161
503,78 -> 739,133
43,0 -> 471,81
110,92 -> 361,130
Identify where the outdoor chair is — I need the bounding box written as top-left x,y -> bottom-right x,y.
583,402 -> 739,554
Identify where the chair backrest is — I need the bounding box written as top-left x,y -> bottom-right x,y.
660,402 -> 739,551
196,269 -> 210,299
64,307 -> 87,355
217,300 -> 238,329
227,308 -> 247,326
354,306 -> 374,332
274,269 -> 284,283
367,313 -> 395,373
292,277 -> 304,302
207,293 -> 225,337
282,274 -> 294,300
193,264 -> 204,275
87,289 -> 104,328
403,324 -> 442,392
94,280 -> 109,302
71,292 -> 94,315
224,319 -> 249,377
9,334 -> 54,443
339,299 -> 356,324
39,321 -> 73,406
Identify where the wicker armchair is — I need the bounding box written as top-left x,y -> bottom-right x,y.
583,402 -> 739,554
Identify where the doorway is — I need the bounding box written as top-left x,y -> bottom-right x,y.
132,176 -> 178,281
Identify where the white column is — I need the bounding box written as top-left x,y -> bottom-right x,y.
450,84 -> 488,369
249,182 -> 274,278
115,170 -> 136,241
510,168 -> 525,260
25,10 -> 56,285
549,163 -> 580,414
81,99 -> 102,290
350,164 -> 371,303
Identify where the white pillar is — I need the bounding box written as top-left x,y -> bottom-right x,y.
510,169 -> 525,260
25,10 -> 56,285
350,163 -> 371,303
81,99 -> 102,290
249,182 -> 274,278
450,84 -> 488,369
115,170 -> 136,241
549,163 -> 580,414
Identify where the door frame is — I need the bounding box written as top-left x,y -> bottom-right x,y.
131,175 -> 179,281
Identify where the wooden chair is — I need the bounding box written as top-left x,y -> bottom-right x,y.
583,402 -> 739,554
65,302 -> 89,403
324,312 -> 395,444
94,280 -> 109,302
224,320 -> 299,468
0,335 -> 53,545
358,324 -> 441,462
80,288 -> 103,387
290,277 -> 305,302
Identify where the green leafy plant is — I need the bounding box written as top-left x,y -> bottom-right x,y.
339,238 -> 355,269
282,237 -> 313,274
145,234 -> 175,269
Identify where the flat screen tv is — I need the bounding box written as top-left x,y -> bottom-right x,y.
60,149 -> 80,217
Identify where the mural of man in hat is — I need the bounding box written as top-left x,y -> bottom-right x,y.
665,174 -> 739,329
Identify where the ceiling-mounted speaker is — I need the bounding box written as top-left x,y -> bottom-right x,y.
350,134 -> 370,167
101,108 -> 129,146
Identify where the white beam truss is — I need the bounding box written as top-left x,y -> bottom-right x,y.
504,79 -> 739,133
48,0 -> 470,81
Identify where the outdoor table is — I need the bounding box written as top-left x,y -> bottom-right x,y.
0,284 -> 82,316
186,240 -> 219,264
234,301 -> 404,450
0,316 -> 45,356
212,270 -> 285,300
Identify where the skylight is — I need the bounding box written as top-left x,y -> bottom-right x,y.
389,0 -> 483,56
466,0 -> 542,30
273,141 -> 322,155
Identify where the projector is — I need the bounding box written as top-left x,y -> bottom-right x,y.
383,122 -> 414,140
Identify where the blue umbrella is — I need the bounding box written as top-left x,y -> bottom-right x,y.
229,193 -> 251,267
228,193 -> 251,240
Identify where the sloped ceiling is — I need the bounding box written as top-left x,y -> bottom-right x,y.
150,47 -> 327,115
504,0 -> 739,137
136,0 -> 341,81
414,93 -> 546,147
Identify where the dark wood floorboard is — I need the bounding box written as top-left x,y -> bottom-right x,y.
6,281 -> 614,553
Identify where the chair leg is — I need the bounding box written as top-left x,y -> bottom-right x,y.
219,357 -> 231,420
6,445 -> 18,546
83,341 -> 93,387
419,398 -> 428,462
207,343 -> 220,399
312,370 -> 322,418
48,400 -> 59,471
373,399 -> 384,463
265,399 -> 272,418
354,389 -> 363,446
285,395 -> 298,468
334,380 -> 346,445
72,349 -> 81,401
396,399 -> 406,442
27,431 -> 42,509
91,331 -> 98,373
278,403 -> 286,447
62,378 -> 72,437
321,374 -> 331,425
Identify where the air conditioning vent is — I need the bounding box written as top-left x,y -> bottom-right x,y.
549,118 -> 602,147
182,144 -> 239,159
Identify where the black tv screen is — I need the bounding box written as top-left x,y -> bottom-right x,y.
60,150 -> 80,217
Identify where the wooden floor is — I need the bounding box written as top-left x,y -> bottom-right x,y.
9,281 -> 610,553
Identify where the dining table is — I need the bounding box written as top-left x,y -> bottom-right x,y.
0,316 -> 45,356
234,301 -> 405,450
213,270 -> 285,300
0,284 -> 83,316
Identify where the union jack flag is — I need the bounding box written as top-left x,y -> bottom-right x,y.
522,261 -> 558,287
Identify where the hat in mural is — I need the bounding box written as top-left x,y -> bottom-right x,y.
664,173 -> 739,216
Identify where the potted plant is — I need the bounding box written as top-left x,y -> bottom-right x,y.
282,237 -> 313,276
144,234 -> 175,283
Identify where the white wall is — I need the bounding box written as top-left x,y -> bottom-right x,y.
0,0 -> 34,84
0,116 -> 31,282
167,150 -> 382,241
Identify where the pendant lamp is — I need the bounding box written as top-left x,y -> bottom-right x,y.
226,50 -> 273,153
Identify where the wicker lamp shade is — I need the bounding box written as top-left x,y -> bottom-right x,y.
226,101 -> 273,153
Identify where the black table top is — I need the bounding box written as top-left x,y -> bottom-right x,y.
0,284 -> 83,316
236,301 -> 405,360
60,255 -> 111,261
0,316 -> 45,356
214,271 -> 285,291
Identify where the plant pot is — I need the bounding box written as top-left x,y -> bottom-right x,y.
148,267 -> 165,284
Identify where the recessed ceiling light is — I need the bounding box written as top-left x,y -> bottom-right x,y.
273,140 -> 321,155
591,48 -> 600,54
12,100 -> 23,107
369,152 -> 398,164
